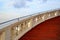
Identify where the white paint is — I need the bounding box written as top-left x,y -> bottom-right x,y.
55,12 -> 58,16
49,13 -> 50,17
28,22 -> 31,27
35,18 -> 38,22
42,15 -> 45,20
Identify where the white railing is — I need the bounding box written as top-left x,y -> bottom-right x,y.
0,9 -> 60,40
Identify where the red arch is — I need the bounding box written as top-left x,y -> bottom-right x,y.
19,16 -> 60,40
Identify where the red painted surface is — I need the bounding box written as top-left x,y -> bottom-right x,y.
19,16 -> 60,40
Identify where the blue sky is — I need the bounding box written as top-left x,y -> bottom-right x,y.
0,0 -> 60,14
0,0 -> 60,23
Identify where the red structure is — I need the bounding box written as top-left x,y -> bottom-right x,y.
19,16 -> 60,40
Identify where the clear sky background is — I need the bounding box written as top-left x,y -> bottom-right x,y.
0,0 -> 60,23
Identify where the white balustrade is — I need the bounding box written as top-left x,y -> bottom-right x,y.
0,9 -> 60,40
